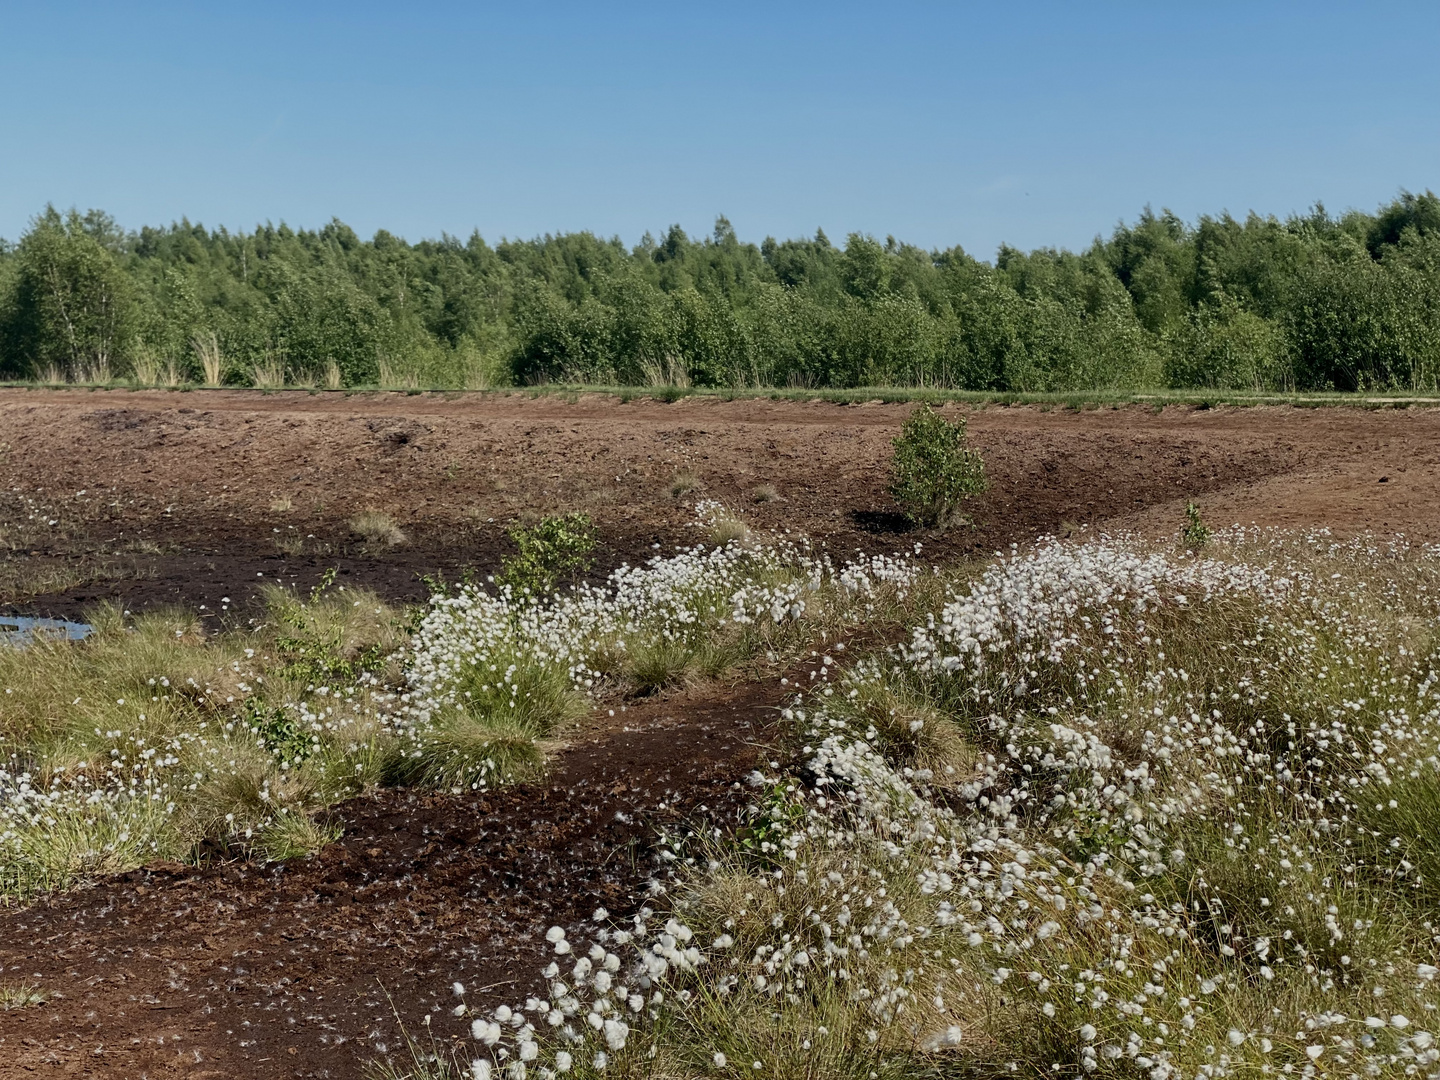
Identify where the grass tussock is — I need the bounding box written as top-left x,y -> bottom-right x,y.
668,471 -> 698,497
622,632 -> 742,695
749,483 -> 779,503
192,332 -> 224,386
379,359 -> 421,391
0,983 -> 47,1010
694,498 -> 754,551
252,810 -> 342,862
250,359 -> 285,389
350,509 -> 408,547
384,714 -> 548,791
274,531 -> 305,556
707,513 -> 752,550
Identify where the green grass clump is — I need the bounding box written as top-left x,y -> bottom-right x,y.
252,810 -> 343,862
349,509 -> 408,548
384,714 -> 546,791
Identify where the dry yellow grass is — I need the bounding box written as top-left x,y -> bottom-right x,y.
349,509 -> 407,547
669,470 -> 698,497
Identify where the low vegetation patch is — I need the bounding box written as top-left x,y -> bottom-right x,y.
749,484 -> 779,504
0,983 -> 47,1010
397,521 -> 927,783
412,530 -> 1440,1080
0,507 -> 934,903
0,583 -> 405,901
695,499 -> 752,549
350,509 -> 408,547
668,471 -> 698,498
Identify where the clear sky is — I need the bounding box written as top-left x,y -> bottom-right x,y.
2,2 -> 1437,258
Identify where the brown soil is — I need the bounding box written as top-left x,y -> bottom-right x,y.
7,388 -> 1438,619
3,389 -> 1440,1079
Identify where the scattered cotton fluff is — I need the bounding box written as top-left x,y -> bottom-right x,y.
446,533 -> 1440,1079
0,504 -> 918,891
389,511 -> 917,790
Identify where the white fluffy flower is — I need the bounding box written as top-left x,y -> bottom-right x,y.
920,1025 -> 963,1051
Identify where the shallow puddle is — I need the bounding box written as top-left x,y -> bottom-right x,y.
0,615 -> 94,645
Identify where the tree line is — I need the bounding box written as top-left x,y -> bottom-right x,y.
2,192 -> 1439,392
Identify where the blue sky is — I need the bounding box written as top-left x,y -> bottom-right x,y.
2,2 -> 1437,257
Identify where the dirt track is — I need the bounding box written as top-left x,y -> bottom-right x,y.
5,388 -> 1439,619
3,390 -> 1440,1078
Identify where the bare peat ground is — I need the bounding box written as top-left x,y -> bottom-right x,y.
0,677 -> 785,1079
3,390 -> 1440,1079
7,388 -> 1439,621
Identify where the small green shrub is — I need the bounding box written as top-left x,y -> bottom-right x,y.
888,405 -> 986,527
1183,500 -> 1211,550
265,571 -> 398,687
733,781 -> 808,868
498,512 -> 598,596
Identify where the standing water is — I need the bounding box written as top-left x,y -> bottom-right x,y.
0,616 -> 94,646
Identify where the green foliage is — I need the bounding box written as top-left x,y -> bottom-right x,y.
497,512 -> 598,596
1165,294 -> 1285,389
1,208 -> 137,379
251,810 -> 342,862
267,569 -> 393,686
4,195 -> 1440,391
1183,501 -> 1211,550
383,715 -> 547,791
733,780 -> 808,868
1366,189 -> 1440,256
241,696 -> 316,765
889,406 -> 987,528
1286,234 -> 1440,390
